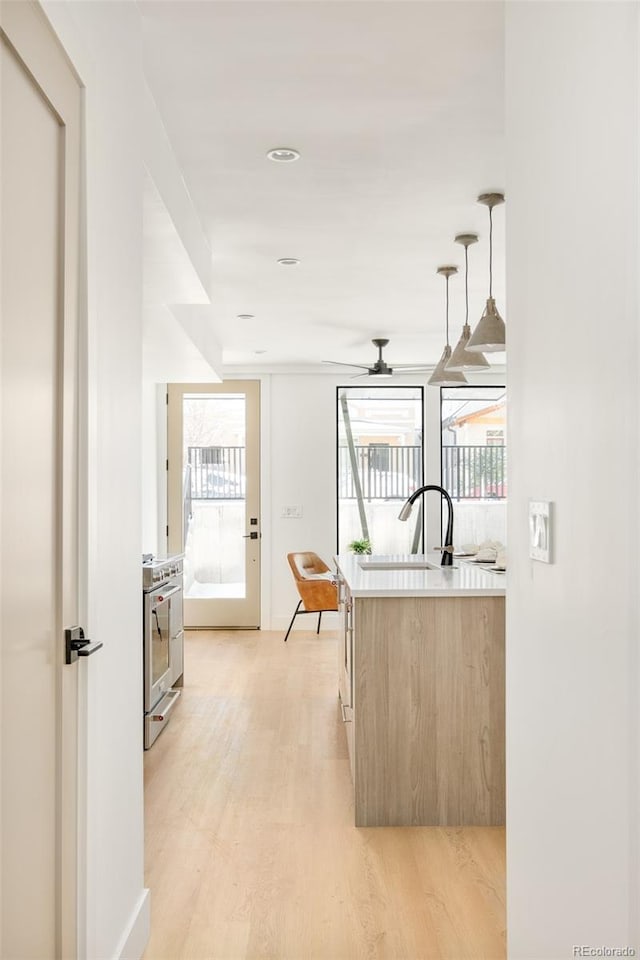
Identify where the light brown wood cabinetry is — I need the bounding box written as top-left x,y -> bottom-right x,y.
337,576 -> 505,827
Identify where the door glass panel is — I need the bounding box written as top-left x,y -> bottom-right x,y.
182,393 -> 246,599
337,386 -> 424,554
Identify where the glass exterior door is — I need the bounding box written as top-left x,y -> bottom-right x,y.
168,381 -> 261,628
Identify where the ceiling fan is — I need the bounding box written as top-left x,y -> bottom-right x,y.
322,338 -> 434,379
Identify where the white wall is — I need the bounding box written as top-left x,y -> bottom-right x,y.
269,374 -> 340,630
42,2 -> 148,957
141,381 -> 167,558
505,3 -> 639,956
141,304 -> 221,557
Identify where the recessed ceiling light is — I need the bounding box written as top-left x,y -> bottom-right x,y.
267,147 -> 300,163
236,314 -> 255,320
277,258 -> 300,266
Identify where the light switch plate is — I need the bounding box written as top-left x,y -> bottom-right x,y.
281,505 -> 303,519
529,500 -> 552,562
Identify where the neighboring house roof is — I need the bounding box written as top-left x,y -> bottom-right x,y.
443,400 -> 506,431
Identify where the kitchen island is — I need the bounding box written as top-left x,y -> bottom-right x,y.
334,553 -> 506,827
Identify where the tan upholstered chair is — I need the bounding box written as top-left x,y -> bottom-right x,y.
284,552 -> 338,642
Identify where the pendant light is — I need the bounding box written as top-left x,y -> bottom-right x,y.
445,233 -> 490,371
466,192 -> 506,353
428,266 -> 468,386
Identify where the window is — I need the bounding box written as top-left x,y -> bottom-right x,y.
440,385 -> 506,547
337,386 -> 424,555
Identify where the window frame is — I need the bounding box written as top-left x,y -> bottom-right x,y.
335,384 -> 425,555
439,383 -> 507,541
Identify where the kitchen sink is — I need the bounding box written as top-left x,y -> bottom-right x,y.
358,558 -> 457,571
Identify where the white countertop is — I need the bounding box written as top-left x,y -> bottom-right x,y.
334,553 -> 506,598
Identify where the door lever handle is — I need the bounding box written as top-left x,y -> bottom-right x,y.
242,531 -> 259,539
77,641 -> 103,657
65,626 -> 103,664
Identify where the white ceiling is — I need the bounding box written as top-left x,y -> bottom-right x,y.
140,1 -> 505,373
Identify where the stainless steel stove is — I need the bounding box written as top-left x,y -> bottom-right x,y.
142,554 -> 183,592
142,554 -> 184,748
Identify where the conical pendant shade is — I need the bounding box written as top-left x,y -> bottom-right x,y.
446,233 -> 490,371
446,324 -> 490,370
429,266 -> 468,386
466,297 -> 506,353
468,193 -> 506,353
428,345 -> 468,386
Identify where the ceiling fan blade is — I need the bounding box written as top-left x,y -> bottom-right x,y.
322,359 -> 371,370
324,340 -> 426,375
391,364 -> 435,371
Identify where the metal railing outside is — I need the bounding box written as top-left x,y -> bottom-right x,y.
442,444 -> 506,500
338,444 -> 422,501
185,442 -> 505,505
188,446 -> 246,500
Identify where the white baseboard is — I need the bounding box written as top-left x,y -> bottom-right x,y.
114,888 -> 150,960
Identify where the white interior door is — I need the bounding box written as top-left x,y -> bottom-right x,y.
1,3 -> 83,956
168,381 -> 261,628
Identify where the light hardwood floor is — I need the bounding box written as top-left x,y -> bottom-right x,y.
144,630 -> 506,960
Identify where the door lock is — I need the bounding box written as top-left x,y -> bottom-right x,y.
65,626 -> 103,664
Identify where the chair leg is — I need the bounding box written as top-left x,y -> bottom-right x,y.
284,600 -> 302,642
317,611 -> 322,634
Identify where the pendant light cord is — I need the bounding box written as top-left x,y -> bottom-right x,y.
465,244 -> 469,325
445,274 -> 450,347
488,204 -> 493,299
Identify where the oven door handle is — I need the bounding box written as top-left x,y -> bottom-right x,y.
152,585 -> 182,604
149,688 -> 181,723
